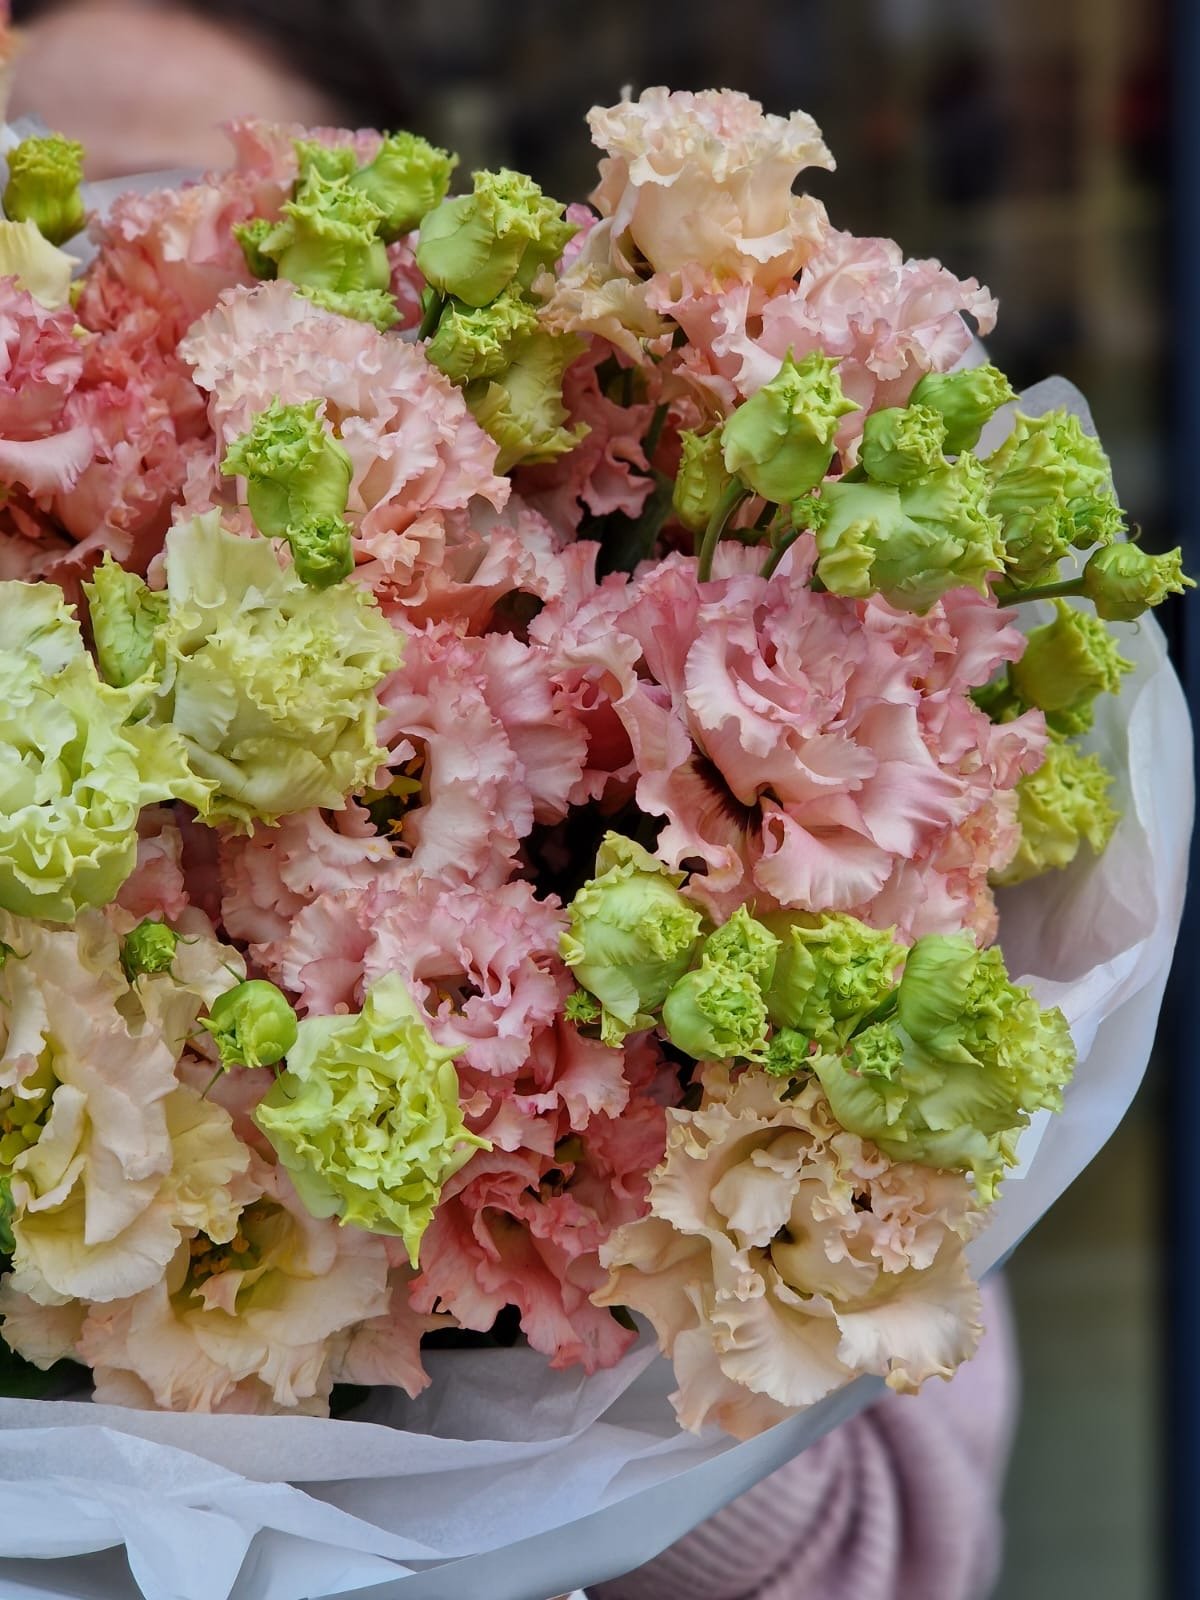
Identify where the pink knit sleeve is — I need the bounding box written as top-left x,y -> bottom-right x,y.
590,1279 -> 1017,1600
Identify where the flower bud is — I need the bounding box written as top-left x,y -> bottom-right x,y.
987,410 -> 1124,584
416,168 -> 576,307
1081,541 -> 1194,622
909,364 -> 1015,454
286,513 -> 355,589
702,905 -> 780,991
1008,600 -> 1132,735
3,134 -> 86,246
672,429 -> 735,534
120,918 -> 179,980
83,556 -> 168,687
992,738 -> 1119,886
721,351 -> 856,504
351,130 -> 458,240
203,979 -> 299,1071
661,958 -> 769,1063
560,833 -> 703,1045
222,398 -> 353,543
859,403 -> 947,485
425,287 -> 541,385
764,1026 -> 812,1079
293,140 -> 358,184
895,934 -> 980,1064
813,455 -> 1005,613
250,167 -> 396,329
762,911 -> 903,1048
466,330 -> 587,472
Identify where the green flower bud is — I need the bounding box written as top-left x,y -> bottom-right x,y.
909,364 -> 1016,454
120,918 -> 179,980
1008,600 -> 1132,735
293,139 -> 357,185
425,287 -> 541,386
351,130 -> 458,240
847,1020 -> 906,1081
702,905 -> 780,991
721,351 -> 857,504
466,330 -> 588,472
992,738 -> 1119,886
3,135 -> 86,246
895,933 -> 980,1064
560,833 -> 704,1046
564,988 -> 602,1026
285,513 -> 355,589
416,167 -> 576,307
83,556 -> 168,687
1081,541 -> 1195,622
233,217 -> 279,281
762,911 -> 904,1049
988,410 -> 1124,585
672,429 -> 735,534
859,403 -> 947,486
252,167 -> 395,327
203,978 -> 299,1071
814,455 -> 1005,613
764,1026 -> 813,1079
222,398 -> 353,543
661,958 -> 769,1063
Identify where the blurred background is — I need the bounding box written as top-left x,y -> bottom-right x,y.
6,2 -> 1193,1596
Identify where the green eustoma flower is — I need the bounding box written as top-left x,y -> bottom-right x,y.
560,833 -> 703,1046
1081,541 -> 1195,622
813,934 -> 1075,1202
992,738 -> 1119,885
416,167 -> 576,307
1008,600 -> 1132,736
147,512 -> 401,828
351,130 -> 458,240
254,972 -> 488,1264
909,365 -> 1016,455
762,910 -> 904,1050
203,979 -> 298,1070
3,134 -> 86,246
0,582 -> 209,923
672,429 -> 734,535
84,557 -> 169,687
661,958 -> 770,1064
721,351 -> 856,504
859,403 -> 947,486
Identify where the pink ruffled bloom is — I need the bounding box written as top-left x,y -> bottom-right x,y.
0,278 -> 94,499
547,546 -> 1043,934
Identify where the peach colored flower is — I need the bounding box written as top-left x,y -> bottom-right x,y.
596,1067 -> 982,1438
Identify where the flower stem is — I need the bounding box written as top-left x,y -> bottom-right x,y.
697,480 -> 749,582
760,523 -> 803,579
992,575 -> 1086,606
417,288 -> 447,341
642,402 -> 668,462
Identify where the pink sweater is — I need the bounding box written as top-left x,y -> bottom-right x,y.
591,1281 -> 1016,1600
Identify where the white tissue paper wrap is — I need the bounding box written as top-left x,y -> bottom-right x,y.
0,377 -> 1191,1600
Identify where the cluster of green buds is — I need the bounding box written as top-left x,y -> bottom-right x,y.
416,168 -> 584,471
811,933 -> 1075,1203
802,366 -> 1015,612
3,134 -> 86,246
236,132 -> 457,329
202,978 -> 299,1072
221,398 -> 355,587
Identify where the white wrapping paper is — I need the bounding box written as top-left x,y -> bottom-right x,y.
0,380 -> 1190,1600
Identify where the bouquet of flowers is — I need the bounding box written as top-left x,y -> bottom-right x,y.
0,78 -> 1191,1600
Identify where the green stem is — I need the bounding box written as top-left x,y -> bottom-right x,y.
642,402 -> 669,463
992,575 -> 1086,606
417,289 -> 447,341
697,479 -> 749,582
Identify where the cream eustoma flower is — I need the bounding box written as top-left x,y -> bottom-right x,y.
596,1068 -> 982,1439
0,907 -> 251,1306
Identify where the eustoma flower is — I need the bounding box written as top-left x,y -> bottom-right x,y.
3,134 -> 86,246
0,580 -> 208,922
142,512 -> 401,827
596,1069 -> 981,1438
255,973 -> 487,1264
